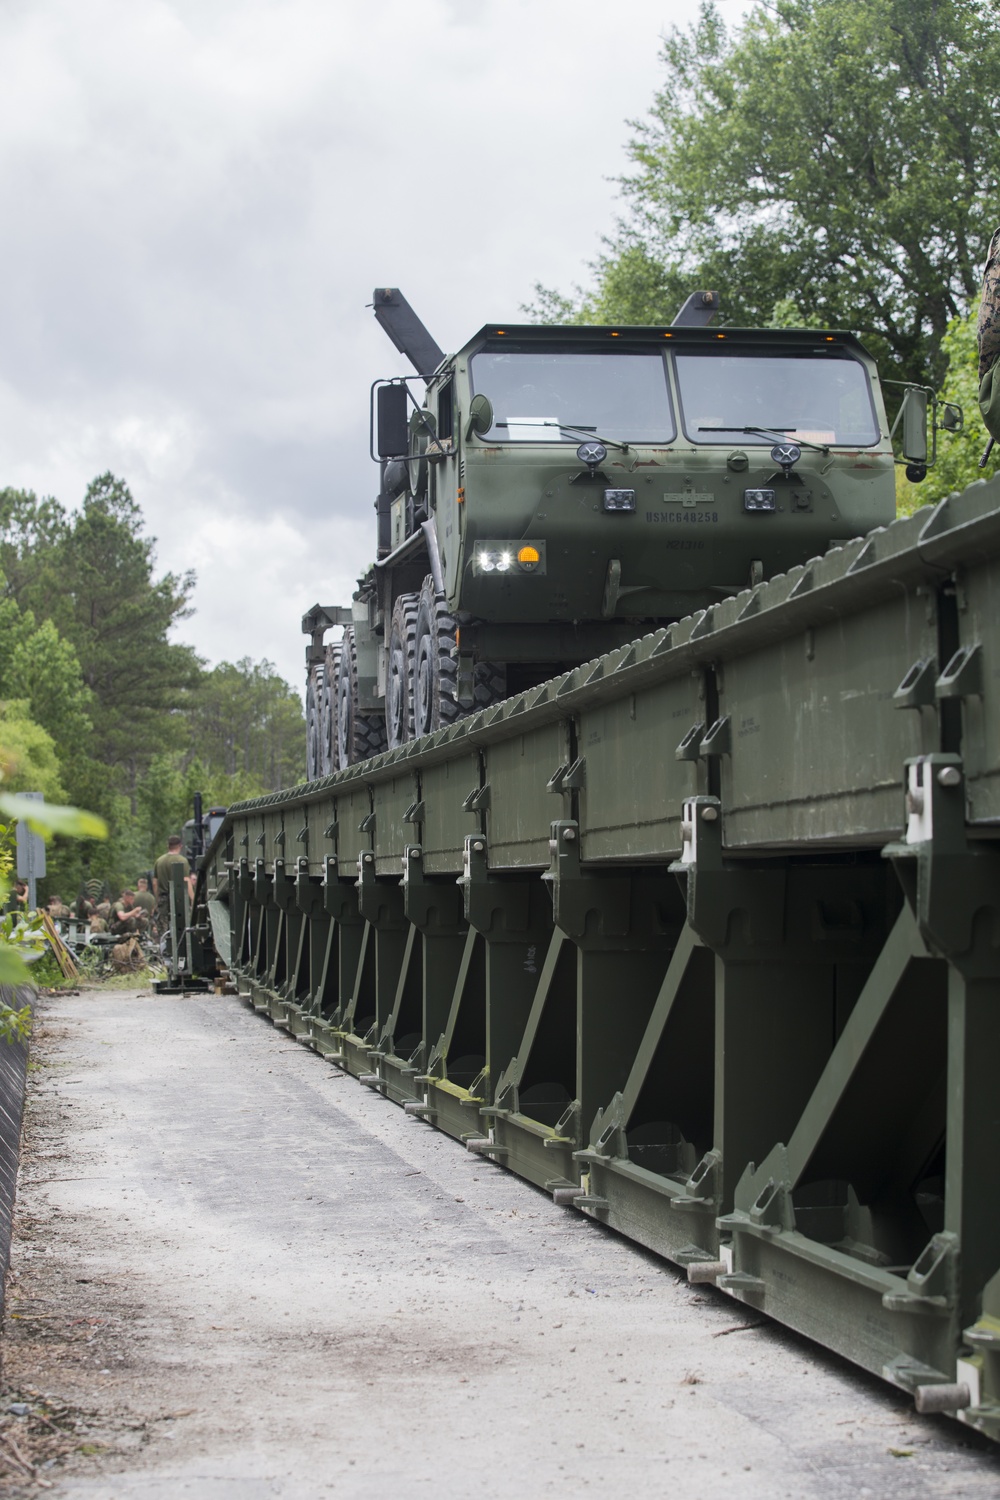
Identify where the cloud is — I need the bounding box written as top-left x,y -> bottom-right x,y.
0,0 -> 743,688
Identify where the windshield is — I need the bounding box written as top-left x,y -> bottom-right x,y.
469,347 -> 676,443
674,349 -> 879,446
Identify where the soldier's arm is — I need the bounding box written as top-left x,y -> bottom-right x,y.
978,227 -> 1000,378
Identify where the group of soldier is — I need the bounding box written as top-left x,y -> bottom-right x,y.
19,834 -> 195,945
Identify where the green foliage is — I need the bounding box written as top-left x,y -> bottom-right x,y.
0,704 -> 66,802
0,470 -> 305,896
896,310 -> 994,513
0,821 -> 44,1028
533,0 -> 1000,386
0,794 -> 107,840
189,658 -> 306,789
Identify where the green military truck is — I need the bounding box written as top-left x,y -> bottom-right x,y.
304,289 -> 957,775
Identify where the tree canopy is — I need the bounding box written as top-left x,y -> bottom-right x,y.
532,0 -> 1000,386
0,474 -> 305,896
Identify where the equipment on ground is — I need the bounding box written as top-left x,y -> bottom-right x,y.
303,290 -> 960,776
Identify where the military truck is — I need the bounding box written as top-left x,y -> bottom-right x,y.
303,290 -> 958,775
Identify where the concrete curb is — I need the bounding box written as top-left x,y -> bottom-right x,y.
0,985 -> 33,1317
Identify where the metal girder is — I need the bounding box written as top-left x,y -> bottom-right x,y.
202,474 -> 1000,1439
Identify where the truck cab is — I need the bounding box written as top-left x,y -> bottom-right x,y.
303,291 -> 951,776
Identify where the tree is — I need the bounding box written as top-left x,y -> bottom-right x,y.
0,702 -> 67,803
187,658 -> 305,791
897,309 -> 996,512
50,474 -> 201,777
532,0 -> 1000,386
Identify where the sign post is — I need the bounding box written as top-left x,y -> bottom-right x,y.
15,793 -> 46,912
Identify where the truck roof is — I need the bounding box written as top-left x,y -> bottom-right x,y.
453,322 -> 872,363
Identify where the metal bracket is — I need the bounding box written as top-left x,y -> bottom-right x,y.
462,784 -> 491,813
543,820 -> 630,942
401,844 -> 465,932
884,755 -> 1000,978
894,657 -> 937,709
675,722 -> 706,761
936,643 -> 982,700
547,758 -> 587,794
459,834 -> 531,936
700,716 -> 732,757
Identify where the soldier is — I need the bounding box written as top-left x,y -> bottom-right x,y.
153,835 -> 193,930
978,226 -> 1000,452
112,890 -> 147,936
980,226 -> 1000,379
132,876 -> 156,917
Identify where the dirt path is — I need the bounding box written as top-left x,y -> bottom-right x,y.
0,987 -> 997,1498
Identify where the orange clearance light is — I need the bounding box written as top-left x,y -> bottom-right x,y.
826,336 -> 835,342
517,545 -> 541,565
457,487 -> 465,503
716,333 -> 726,339
609,331 -> 620,337
663,331 -> 673,338
495,329 -> 506,336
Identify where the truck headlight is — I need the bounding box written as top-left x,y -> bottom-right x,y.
474,541 -> 546,576
743,488 -> 776,512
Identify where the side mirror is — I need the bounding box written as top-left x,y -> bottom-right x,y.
900,387 -> 928,464
938,402 -> 963,433
466,393 -> 494,438
376,384 -> 409,459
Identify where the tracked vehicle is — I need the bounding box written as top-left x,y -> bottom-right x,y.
304,291 -> 947,776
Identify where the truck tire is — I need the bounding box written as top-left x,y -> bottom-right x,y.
323,642 -> 340,773
413,577 -> 461,738
413,577 -> 508,738
471,659 -> 507,711
335,627 -> 386,767
305,663 -> 324,781
387,593 -> 419,749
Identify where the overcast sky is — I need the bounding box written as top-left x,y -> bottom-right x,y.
0,0 -> 749,691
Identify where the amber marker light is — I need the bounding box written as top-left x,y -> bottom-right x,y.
517,545 -> 540,566
457,487 -> 465,504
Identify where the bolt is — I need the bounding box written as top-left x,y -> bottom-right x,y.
937,765 -> 961,788
700,806 -> 719,823
410,848 -> 421,859
472,840 -> 484,852
562,828 -> 576,841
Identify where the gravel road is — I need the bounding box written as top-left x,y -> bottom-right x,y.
2,987 -> 998,1498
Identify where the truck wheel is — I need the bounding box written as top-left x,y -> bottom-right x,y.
335,627 -> 386,766
305,663 -> 323,781
323,642 -> 340,773
387,593 -> 419,749
471,659 -> 507,712
412,577 -> 461,738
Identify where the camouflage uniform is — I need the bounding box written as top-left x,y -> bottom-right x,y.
978,227 -> 1000,377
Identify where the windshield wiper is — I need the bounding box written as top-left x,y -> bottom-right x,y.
698,424 -> 830,454
496,418 -> 630,452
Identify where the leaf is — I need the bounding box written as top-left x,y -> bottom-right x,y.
0,947 -> 34,986
0,1006 -> 32,1043
0,795 -> 108,841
